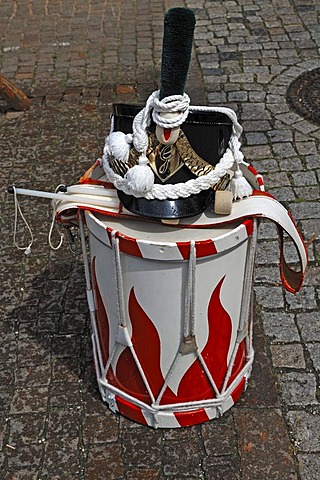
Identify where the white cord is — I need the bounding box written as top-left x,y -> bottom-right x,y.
48,185 -> 64,250
152,92 -> 190,128
12,185 -> 34,255
103,143 -> 236,199
48,206 -> 64,250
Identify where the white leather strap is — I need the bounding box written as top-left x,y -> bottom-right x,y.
179,191 -> 308,293
55,191 -> 308,293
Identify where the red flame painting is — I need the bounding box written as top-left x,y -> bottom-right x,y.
92,263 -> 246,424
92,257 -> 125,389
114,277 -> 246,405
161,276 -> 245,404
92,257 -> 110,366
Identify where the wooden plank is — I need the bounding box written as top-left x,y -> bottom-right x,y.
0,74 -> 31,111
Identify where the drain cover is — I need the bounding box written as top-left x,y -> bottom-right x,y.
286,68 -> 320,125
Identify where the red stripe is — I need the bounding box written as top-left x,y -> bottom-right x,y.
118,234 -> 142,257
247,164 -> 264,188
79,178 -> 115,188
177,242 -> 191,260
257,176 -> 264,186
175,408 -> 209,427
177,240 -> 217,259
247,164 -> 257,174
80,206 -> 131,218
247,163 -> 262,179
106,227 -> 113,245
104,229 -> 143,257
243,219 -> 253,237
115,396 -> 148,425
251,190 -> 274,199
196,239 -> 217,258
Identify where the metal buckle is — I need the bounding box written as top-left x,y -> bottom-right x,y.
65,227 -> 82,256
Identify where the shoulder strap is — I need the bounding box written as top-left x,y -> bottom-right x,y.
55,190 -> 308,293
180,191 -> 308,293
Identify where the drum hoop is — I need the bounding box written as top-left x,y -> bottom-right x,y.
85,209 -> 254,260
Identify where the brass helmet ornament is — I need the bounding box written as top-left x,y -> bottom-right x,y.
102,8 -> 252,219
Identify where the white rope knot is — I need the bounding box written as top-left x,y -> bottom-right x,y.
131,90 -> 190,155
106,131 -> 133,164
124,153 -> 155,193
151,91 -> 190,128
230,133 -> 244,163
125,133 -> 133,143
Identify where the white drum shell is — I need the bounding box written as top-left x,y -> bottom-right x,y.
85,210 -> 258,428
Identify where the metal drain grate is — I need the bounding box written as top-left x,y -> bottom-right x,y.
286,68 -> 320,125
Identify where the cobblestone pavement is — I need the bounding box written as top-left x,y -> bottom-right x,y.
0,0 -> 319,479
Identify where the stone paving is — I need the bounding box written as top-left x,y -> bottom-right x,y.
0,0 -> 319,479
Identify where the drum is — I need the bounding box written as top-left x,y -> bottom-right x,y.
83,209 -> 258,428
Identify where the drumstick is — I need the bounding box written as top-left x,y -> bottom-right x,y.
7,185 -> 120,210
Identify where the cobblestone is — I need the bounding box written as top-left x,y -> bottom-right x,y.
298,453 -> 320,480
234,409 -> 297,480
306,343 -> 320,372
270,344 -> 306,369
0,0 -> 319,478
287,410 -> 320,453
278,372 -> 318,406
254,286 -> 285,309
296,312 -> 320,342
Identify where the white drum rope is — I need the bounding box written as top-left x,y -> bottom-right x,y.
197,352 -> 221,399
184,240 -> 196,338
112,232 -> 127,328
111,232 -> 157,403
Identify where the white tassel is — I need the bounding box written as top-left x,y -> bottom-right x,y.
124,154 -> 154,194
107,131 -> 133,163
230,167 -> 253,200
